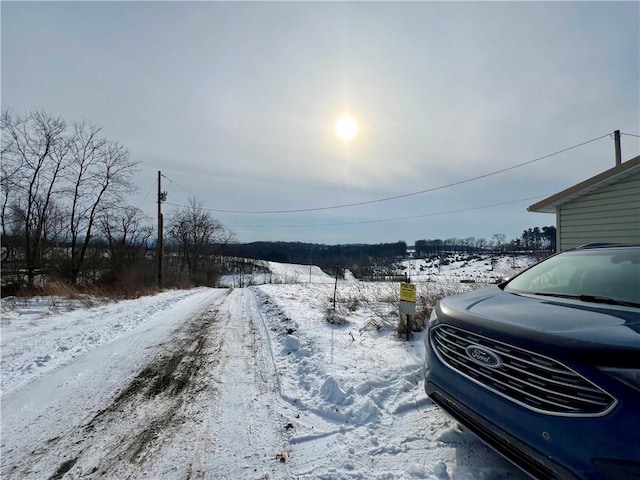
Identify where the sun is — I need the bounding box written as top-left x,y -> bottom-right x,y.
335,115 -> 358,141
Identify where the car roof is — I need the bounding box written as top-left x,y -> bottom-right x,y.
575,243 -> 640,250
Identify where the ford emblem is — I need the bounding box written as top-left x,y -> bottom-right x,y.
465,345 -> 503,368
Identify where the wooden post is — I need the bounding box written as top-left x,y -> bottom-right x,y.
157,171 -> 163,287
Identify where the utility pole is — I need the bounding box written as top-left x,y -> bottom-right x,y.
157,171 -> 167,288
614,130 -> 621,166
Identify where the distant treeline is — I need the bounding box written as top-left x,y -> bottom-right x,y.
219,227 -> 555,278
221,241 -> 408,276
413,227 -> 556,258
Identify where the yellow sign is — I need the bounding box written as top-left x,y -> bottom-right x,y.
399,282 -> 416,303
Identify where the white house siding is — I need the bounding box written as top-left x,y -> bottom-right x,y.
557,171 -> 640,251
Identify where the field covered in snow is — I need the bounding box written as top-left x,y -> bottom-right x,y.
1,255 -> 536,479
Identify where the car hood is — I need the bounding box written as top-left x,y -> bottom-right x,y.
440,286 -> 640,346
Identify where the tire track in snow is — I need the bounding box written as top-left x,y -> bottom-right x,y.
71,302 -> 225,477
186,288 -> 293,479
247,286 -> 282,396
1,289 -> 227,480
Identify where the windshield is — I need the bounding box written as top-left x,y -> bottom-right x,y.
505,247 -> 640,305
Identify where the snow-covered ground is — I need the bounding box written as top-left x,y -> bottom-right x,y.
399,254 -> 535,285
1,255 -> 536,479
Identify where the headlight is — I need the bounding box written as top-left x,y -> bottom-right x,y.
424,307 -> 439,375
599,367 -> 640,393
427,304 -> 440,330
428,305 -> 439,324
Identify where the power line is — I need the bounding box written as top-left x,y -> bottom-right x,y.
621,132 -> 640,138
162,132 -> 611,214
136,179 -> 157,212
225,194 -> 548,229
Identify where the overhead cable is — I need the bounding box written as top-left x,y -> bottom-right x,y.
163,132 -> 611,214
224,195 -> 549,229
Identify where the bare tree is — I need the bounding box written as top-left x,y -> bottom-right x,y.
1,110 -> 69,286
64,121 -> 138,284
167,197 -> 231,285
100,206 -> 153,277
464,237 -> 476,253
491,233 -> 507,253
1,111 -> 17,237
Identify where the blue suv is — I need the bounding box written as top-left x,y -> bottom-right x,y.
424,244 -> 640,480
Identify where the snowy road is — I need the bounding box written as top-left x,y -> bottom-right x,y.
2,278 -> 528,479
1,289 -> 292,479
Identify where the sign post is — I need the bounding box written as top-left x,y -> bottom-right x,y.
399,282 -> 416,340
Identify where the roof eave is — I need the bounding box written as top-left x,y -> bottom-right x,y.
528,155 -> 640,213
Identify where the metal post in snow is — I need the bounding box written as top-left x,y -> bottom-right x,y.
333,262 -> 339,312
406,314 -> 411,341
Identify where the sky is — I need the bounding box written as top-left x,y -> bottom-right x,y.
2,1 -> 639,245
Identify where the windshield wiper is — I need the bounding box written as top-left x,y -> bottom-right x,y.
527,292 -> 578,300
578,295 -> 640,308
527,292 -> 639,308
